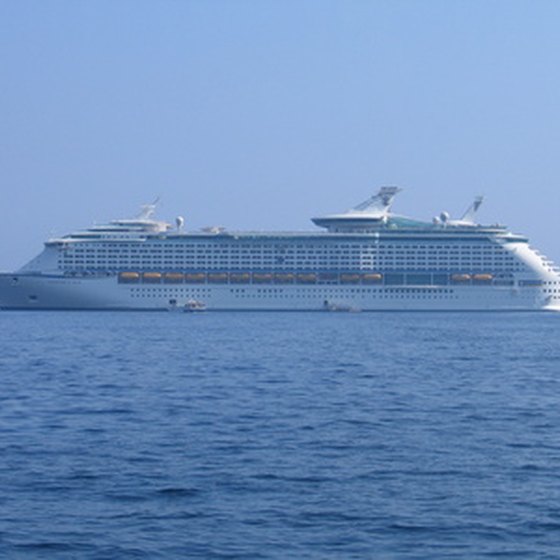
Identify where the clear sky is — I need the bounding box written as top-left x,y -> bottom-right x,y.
1,0 -> 560,270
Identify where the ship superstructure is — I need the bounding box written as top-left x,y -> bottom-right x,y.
1,188 -> 559,311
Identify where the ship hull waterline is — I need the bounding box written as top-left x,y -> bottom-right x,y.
1,274 -> 557,312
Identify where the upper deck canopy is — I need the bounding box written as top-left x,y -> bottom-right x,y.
312,187 -> 402,231
312,187 -> 490,233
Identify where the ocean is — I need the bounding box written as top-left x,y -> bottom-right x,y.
1,311 -> 560,559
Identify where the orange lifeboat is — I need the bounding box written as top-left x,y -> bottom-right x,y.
340,274 -> 360,284
362,273 -> 383,284
473,273 -> 493,282
296,273 -> 317,284
230,273 -> 250,284
252,273 -> 273,284
451,274 -> 471,282
207,272 -> 228,283
318,272 -> 338,282
184,273 -> 206,283
164,272 -> 184,283
118,272 -> 140,283
274,273 -> 295,283
142,272 -> 162,283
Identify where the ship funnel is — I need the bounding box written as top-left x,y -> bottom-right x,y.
352,186 -> 402,215
137,197 -> 160,220
440,196 -> 484,227
461,196 -> 484,224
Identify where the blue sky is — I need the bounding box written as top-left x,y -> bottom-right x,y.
1,0 -> 560,269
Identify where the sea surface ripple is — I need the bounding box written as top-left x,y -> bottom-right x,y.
2,311 -> 560,559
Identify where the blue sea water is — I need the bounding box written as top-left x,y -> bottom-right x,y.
1,311 -> 560,559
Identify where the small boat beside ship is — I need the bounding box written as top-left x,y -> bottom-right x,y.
183,299 -> 206,312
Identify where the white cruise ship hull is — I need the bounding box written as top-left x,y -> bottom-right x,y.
0,274 -> 555,312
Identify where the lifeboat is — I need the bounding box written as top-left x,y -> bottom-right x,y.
451,274 -> 471,282
164,272 -> 184,283
230,273 -> 250,284
473,273 -> 493,282
362,273 -> 383,284
340,273 -> 360,284
184,273 -> 206,283
252,273 -> 273,283
118,272 -> 140,283
142,272 -> 162,283
297,273 -> 317,284
207,273 -> 228,283
274,273 -> 295,283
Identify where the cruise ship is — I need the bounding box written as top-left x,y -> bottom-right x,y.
1,187 -> 559,311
